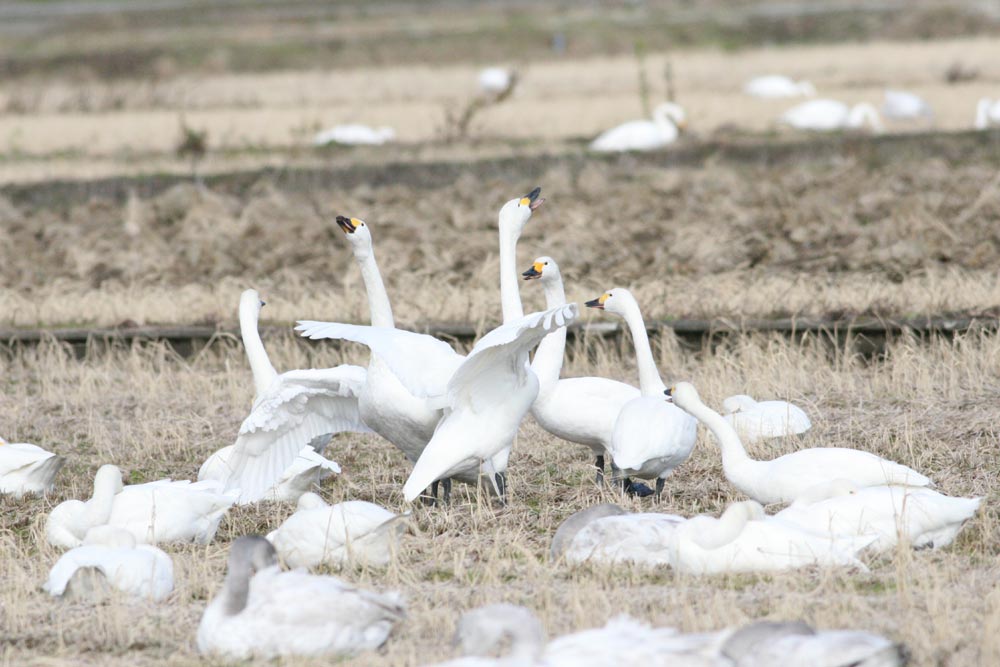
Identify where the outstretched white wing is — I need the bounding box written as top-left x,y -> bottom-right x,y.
448,304 -> 578,413
295,322 -> 464,398
225,365 -> 370,503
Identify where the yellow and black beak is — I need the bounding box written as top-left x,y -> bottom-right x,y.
336,216 -> 358,234
585,293 -> 609,310
519,186 -> 545,211
522,262 -> 543,280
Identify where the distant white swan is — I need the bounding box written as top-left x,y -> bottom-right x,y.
299,303 -> 577,502
522,257 -> 639,482
775,479 -> 980,552
666,382 -> 931,504
313,125 -> 395,146
668,500 -> 874,574
883,89 -> 933,120
780,99 -> 883,133
0,437 -> 64,497
199,444 -> 340,504
590,102 -> 686,152
722,394 -> 811,443
44,526 -> 173,602
585,289 -> 697,496
975,98 -> 1000,130
266,493 -> 409,569
197,536 -> 405,660
744,75 -> 815,98
478,67 -> 514,95
222,289 -> 370,503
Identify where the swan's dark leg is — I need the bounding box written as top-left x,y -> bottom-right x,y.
421,481 -> 440,506
442,478 -> 452,505
495,472 -> 508,505
595,455 -> 606,485
655,478 -> 665,496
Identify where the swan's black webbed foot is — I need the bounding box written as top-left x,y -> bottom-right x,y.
623,478 -> 654,497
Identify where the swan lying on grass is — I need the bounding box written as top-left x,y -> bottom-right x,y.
722,394 -> 812,443
780,99 -> 883,132
744,75 -> 816,98
589,102 -> 686,152
0,437 -> 64,497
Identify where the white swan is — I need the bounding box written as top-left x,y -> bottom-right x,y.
665,382 -> 931,504
585,289 -> 697,496
551,503 -> 684,566
722,394 -> 812,444
668,500 -> 874,574
222,289 -> 370,503
882,89 -> 933,120
975,98 -> 1000,130
719,620 -> 907,667
780,99 -> 883,133
266,493 -> 409,569
478,67 -> 514,95
313,124 -> 395,146
46,464 -> 124,549
522,257 -> 640,481
0,437 -> 64,497
774,480 -> 980,552
743,75 -> 815,98
197,536 -> 405,660
299,303 -> 577,502
589,102 -> 686,152
108,475 -> 238,545
199,444 -> 340,504
43,526 -> 173,602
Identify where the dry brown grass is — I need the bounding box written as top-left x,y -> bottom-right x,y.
1,328 -> 998,666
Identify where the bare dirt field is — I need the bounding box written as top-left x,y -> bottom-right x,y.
2,2 -> 1000,666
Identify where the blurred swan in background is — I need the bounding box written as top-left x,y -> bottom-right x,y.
780,99 -> 884,133
975,98 -> 1000,129
313,124 -> 396,146
590,102 -> 686,152
882,89 -> 933,121
744,75 -> 815,98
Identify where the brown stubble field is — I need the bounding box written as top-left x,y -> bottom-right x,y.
3,1 -> 1000,665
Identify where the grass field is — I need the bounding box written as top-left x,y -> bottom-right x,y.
2,1 -> 1000,665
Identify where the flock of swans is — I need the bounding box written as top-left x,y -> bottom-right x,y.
0,187 -> 983,664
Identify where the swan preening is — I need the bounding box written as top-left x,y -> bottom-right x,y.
0,438 -> 64,497
266,493 -> 409,569
589,102 -> 686,152
666,382 -> 930,505
197,536 -> 405,660
313,124 -> 396,146
744,75 -> 816,98
780,99 -> 884,133
429,604 -> 906,667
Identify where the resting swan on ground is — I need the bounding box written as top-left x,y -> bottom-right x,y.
743,75 -> 815,98
266,492 -> 409,569
313,124 -> 395,146
46,464 -> 124,548
0,437 -> 64,497
43,526 -> 174,602
722,394 -> 811,443
774,479 -> 980,552
550,502 -> 683,567
780,99 -> 883,132
199,443 -> 340,504
522,257 -> 640,482
975,98 -> 1000,129
585,288 -> 697,496
222,289 -> 370,503
299,302 -> 577,503
197,536 -> 405,660
883,89 -> 933,121
589,102 -> 686,152
668,500 -> 874,574
665,382 -> 931,504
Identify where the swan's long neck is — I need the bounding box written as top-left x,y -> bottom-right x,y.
240,302 -> 278,397
681,396 -> 757,472
356,251 -> 394,328
220,568 -> 251,616
85,476 -> 120,526
975,99 -> 992,130
498,223 -> 524,323
620,300 -> 665,395
849,103 -> 882,132
530,277 -> 568,393
695,503 -> 753,548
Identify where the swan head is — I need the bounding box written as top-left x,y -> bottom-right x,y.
227,536 -> 278,579
521,255 -> 560,283
239,289 -> 265,316
722,394 -> 757,414
454,604 -> 546,661
654,102 -> 687,130
583,287 -> 635,314
498,186 -> 544,235
336,216 -> 374,259
83,525 -> 136,549
93,464 -> 124,495
663,381 -> 699,410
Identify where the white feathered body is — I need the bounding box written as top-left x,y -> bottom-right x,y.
0,442 -> 64,497
197,565 -> 404,659
531,377 -> 639,455
732,628 -> 906,667
722,396 -> 811,443
313,125 -> 395,146
883,89 -> 932,119
775,486 -> 980,551
743,75 -> 813,98
563,513 -> 684,566
199,444 -> 340,504
610,396 -> 698,480
267,499 -> 405,569
590,119 -> 677,152
107,479 -> 238,544
44,543 -> 174,601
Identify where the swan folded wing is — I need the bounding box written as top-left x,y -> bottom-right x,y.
295,322 -> 464,399
447,304 -> 578,413
0,443 -> 57,474
225,366 -> 372,502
